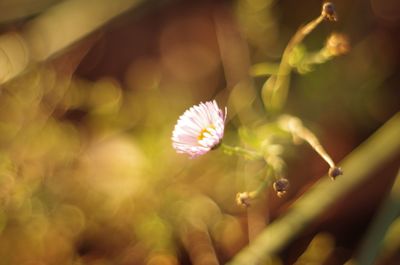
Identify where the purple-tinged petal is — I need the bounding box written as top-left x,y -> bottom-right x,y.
171,100 -> 227,158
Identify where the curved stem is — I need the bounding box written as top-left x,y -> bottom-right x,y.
220,143 -> 263,160
262,15 -> 324,112
228,112 -> 400,265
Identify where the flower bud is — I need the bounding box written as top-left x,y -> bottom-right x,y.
236,192 -> 252,207
329,166 -> 343,179
273,178 -> 290,198
325,33 -> 350,56
322,2 -> 338,21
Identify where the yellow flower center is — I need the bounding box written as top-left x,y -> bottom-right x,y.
198,125 -> 214,141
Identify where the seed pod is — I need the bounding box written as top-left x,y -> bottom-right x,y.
329,166 -> 343,179
326,33 -> 350,56
236,192 -> 252,207
322,2 -> 338,21
273,178 -> 290,198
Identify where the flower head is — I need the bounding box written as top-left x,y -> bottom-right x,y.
321,2 -> 337,21
329,166 -> 343,180
325,33 -> 350,56
236,192 -> 252,207
273,178 -> 290,198
172,100 -> 227,158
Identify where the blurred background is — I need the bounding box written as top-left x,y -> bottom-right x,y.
0,0 -> 399,264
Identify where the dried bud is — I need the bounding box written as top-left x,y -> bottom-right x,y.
273,178 -> 290,198
326,33 -> 350,56
322,2 -> 338,21
236,192 -> 252,207
329,166 -> 343,179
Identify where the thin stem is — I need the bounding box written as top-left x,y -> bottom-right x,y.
228,112 -> 400,265
278,115 -> 338,173
296,32 -> 350,74
295,48 -> 332,73
264,154 -> 285,176
303,48 -> 332,65
262,15 -> 324,112
249,62 -> 279,77
250,168 -> 275,198
249,177 -> 273,199
236,165 -> 287,207
279,15 -> 325,76
221,143 -> 263,160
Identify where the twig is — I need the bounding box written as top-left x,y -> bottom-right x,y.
228,112 -> 400,265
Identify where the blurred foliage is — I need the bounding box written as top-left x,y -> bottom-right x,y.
0,0 -> 398,265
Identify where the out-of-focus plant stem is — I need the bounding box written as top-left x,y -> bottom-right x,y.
380,217 -> 400,261
347,168 -> 400,265
180,221 -> 220,265
221,143 -> 263,160
294,33 -> 350,74
0,0 -> 146,84
262,15 -> 324,113
0,0 -> 61,24
228,112 -> 400,265
249,63 -> 279,77
278,115 -> 341,178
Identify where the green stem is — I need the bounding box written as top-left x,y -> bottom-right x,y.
249,62 -> 279,77
250,177 -> 273,199
262,15 -> 325,112
296,48 -> 333,73
228,112 -> 400,265
220,143 -> 263,160
351,168 -> 400,265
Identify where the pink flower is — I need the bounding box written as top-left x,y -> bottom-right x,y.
172,100 -> 227,158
